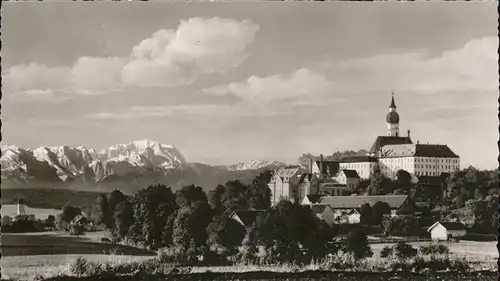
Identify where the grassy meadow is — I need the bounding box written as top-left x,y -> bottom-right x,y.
1,230 -> 497,281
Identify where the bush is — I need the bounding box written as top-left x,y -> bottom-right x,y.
419,244 -> 450,255
394,241 -> 417,260
70,224 -> 86,236
69,257 -> 91,276
343,230 -> 373,260
380,246 -> 393,258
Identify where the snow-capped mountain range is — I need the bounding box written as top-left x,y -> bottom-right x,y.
227,160 -> 286,171
1,140 -> 285,192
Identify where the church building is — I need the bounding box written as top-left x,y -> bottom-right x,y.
340,93 -> 460,181
268,92 -> 460,206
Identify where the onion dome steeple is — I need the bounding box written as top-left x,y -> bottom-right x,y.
386,92 -> 400,137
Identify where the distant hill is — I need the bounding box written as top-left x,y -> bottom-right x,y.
1,140 -> 285,194
2,188 -> 107,210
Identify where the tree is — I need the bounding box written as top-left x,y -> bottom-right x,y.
221,181 -> 249,213
46,215 -> 56,227
208,185 -> 225,214
368,167 -> 395,195
359,203 -> 372,225
206,214 -> 246,254
248,171 -> 273,210
129,184 -> 177,249
371,201 -> 391,226
94,194 -> 112,229
395,169 -> 412,194
107,189 -> 126,213
343,230 -> 373,260
60,205 -> 81,223
114,199 -> 134,239
297,153 -> 315,170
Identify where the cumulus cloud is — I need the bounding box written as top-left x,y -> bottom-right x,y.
322,36 -> 498,93
3,17 -> 259,97
204,68 -> 336,103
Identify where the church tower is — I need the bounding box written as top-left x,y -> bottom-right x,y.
386,92 -> 400,137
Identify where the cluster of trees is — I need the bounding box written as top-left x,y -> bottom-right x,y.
90,171 -> 374,264
359,201 -> 391,226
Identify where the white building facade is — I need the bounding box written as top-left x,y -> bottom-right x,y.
379,144 -> 460,179
339,156 -> 378,180
268,166 -> 302,206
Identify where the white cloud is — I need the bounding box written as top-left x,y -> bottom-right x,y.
322,36 -> 498,93
3,17 -> 259,97
204,68 -> 336,103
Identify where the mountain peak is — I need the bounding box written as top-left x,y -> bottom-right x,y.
227,159 -> 286,171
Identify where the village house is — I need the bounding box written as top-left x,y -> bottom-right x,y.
333,169 -> 360,190
427,221 -> 467,241
70,214 -> 90,226
309,204 -> 336,226
302,194 -> 411,223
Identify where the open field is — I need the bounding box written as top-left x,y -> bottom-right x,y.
0,231 -> 156,280
1,231 -> 496,281
370,240 -> 498,262
1,232 -> 156,257
0,254 -> 155,281
1,204 -> 61,220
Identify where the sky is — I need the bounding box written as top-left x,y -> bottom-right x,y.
2,2 -> 498,169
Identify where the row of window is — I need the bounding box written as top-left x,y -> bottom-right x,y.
415,171 -> 443,177
415,158 -> 459,164
415,164 -> 458,169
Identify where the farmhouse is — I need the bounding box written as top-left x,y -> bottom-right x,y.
70,214 -> 90,226
309,204 -> 335,225
427,221 -> 467,241
302,195 -> 411,221
229,210 -> 266,228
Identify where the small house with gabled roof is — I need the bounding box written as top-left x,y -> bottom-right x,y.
427,221 -> 467,241
333,169 -> 360,190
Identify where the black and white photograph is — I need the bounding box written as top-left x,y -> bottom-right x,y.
1,2 -> 498,281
